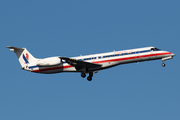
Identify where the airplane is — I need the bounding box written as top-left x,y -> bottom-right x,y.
7,46 -> 175,81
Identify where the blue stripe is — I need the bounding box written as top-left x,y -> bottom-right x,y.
140,50 -> 151,53
80,49 -> 152,61
29,65 -> 39,69
23,54 -> 29,64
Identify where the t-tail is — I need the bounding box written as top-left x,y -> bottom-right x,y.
6,46 -> 37,69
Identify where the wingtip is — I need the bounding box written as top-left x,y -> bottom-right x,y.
6,46 -> 12,48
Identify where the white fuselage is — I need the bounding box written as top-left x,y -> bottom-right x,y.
27,47 -> 174,74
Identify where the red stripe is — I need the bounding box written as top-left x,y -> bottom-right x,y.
32,65 -> 72,73
32,52 -> 171,73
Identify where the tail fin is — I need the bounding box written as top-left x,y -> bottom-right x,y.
6,46 -> 37,68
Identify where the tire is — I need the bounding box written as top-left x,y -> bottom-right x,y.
162,63 -> 165,67
81,73 -> 86,78
87,76 -> 92,81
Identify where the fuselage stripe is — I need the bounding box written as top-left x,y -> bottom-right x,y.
31,52 -> 171,73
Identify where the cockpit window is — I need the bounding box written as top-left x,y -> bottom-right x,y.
151,48 -> 155,51
151,48 -> 161,51
155,48 -> 161,51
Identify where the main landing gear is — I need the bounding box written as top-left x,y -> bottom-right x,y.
81,72 -> 86,78
81,72 -> 93,81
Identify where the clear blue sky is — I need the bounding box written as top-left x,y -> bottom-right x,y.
1,0 -> 180,120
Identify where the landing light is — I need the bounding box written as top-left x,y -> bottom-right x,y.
9,49 -> 14,52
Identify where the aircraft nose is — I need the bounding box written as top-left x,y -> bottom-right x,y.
171,53 -> 175,57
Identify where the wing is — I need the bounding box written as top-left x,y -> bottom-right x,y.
60,57 -> 102,71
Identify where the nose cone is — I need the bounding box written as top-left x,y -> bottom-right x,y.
171,53 -> 175,57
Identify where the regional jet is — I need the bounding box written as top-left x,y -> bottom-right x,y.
7,46 -> 175,81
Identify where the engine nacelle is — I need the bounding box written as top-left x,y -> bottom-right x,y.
36,57 -> 61,66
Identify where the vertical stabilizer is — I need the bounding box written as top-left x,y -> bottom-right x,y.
6,46 -> 37,68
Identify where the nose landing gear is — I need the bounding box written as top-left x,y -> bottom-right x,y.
162,63 -> 165,67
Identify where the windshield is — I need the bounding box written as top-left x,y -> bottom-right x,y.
151,48 -> 161,51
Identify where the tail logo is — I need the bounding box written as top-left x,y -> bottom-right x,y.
23,53 -> 29,64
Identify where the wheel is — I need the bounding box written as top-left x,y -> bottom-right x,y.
87,76 -> 92,81
81,73 -> 86,78
162,63 -> 165,67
